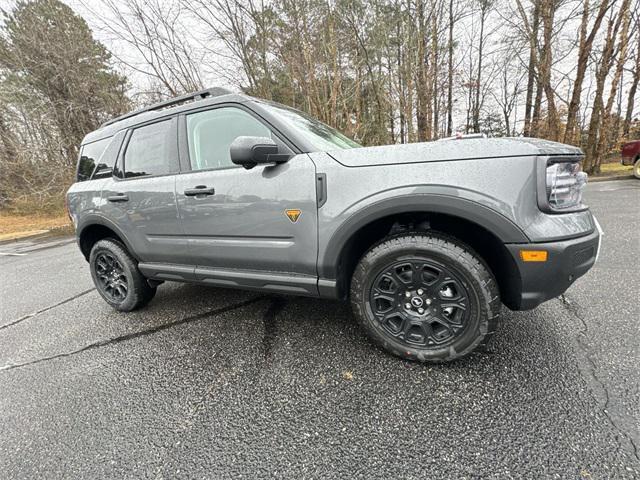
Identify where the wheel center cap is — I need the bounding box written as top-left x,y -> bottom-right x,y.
410,297 -> 424,308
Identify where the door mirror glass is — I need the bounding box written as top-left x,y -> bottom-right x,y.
230,136 -> 290,169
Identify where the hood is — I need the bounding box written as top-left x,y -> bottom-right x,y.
326,137 -> 583,168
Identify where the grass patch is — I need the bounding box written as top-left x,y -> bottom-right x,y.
0,213 -> 72,240
592,161 -> 634,177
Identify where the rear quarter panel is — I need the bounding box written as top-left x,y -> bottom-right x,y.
66,179 -> 109,233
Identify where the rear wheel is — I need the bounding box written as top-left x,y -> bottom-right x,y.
634,157 -> 640,179
89,239 -> 156,312
350,233 -> 500,363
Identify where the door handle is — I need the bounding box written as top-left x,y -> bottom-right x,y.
107,194 -> 129,202
184,185 -> 215,196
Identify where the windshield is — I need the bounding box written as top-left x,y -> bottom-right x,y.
258,101 -> 361,151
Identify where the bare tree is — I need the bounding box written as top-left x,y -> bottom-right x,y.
585,0 -> 631,172
471,0 -> 494,133
563,0 -> 612,144
85,0 -> 204,99
622,11 -> 640,138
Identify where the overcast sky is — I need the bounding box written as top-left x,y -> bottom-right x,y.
1,0 -> 637,134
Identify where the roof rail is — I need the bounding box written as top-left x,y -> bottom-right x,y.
438,133 -> 487,141
101,87 -> 234,128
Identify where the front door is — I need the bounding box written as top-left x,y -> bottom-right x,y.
174,106 -> 318,290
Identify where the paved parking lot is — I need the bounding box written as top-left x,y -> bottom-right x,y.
1,180 -> 638,479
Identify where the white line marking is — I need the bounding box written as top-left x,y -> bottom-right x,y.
0,252 -> 27,256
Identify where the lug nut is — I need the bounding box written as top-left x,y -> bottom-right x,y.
418,308 -> 424,314
405,291 -> 411,297
426,298 -> 432,305
417,288 -> 424,295
405,303 -> 411,309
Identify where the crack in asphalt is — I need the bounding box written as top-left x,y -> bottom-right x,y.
559,294 -> 640,463
0,288 -> 96,331
261,296 -> 288,362
0,296 -> 265,373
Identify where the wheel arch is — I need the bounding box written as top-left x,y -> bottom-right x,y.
77,216 -> 137,262
319,195 -> 527,309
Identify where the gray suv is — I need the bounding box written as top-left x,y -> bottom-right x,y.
66,88 -> 602,362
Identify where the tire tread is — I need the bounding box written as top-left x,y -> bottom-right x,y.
90,238 -> 156,312
350,231 -> 500,362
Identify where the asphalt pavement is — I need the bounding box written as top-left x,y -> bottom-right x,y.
1,179 -> 638,479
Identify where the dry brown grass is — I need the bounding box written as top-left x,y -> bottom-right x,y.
0,213 -> 72,240
594,162 -> 634,177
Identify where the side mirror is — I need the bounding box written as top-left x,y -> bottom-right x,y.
230,136 -> 291,170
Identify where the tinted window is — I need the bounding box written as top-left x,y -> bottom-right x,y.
93,131 -> 126,180
186,107 -> 272,171
77,137 -> 111,182
124,120 -> 175,178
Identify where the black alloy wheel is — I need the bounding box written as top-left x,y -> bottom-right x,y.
350,233 -> 500,363
89,238 -> 156,312
94,252 -> 129,303
369,259 -> 470,348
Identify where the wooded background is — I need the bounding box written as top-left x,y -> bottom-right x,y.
0,0 -> 638,213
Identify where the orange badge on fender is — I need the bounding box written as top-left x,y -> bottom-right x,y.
285,209 -> 302,223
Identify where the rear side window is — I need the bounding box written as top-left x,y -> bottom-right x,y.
124,120 -> 176,178
77,137 -> 111,182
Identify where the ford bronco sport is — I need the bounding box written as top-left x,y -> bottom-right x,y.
66,88 -> 602,362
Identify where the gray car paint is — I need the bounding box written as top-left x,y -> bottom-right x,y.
67,93 -> 598,308
174,155 -> 318,276
325,137 -> 583,168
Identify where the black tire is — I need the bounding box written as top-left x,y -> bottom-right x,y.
350,232 -> 500,363
89,238 -> 156,312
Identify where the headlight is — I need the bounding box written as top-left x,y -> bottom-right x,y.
537,158 -> 588,213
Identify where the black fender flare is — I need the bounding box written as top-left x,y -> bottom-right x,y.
318,193 -> 529,279
76,214 -> 139,261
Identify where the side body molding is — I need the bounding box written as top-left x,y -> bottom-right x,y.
318,193 -> 529,280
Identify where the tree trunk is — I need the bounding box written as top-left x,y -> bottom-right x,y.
472,3 -> 487,133
622,29 -> 640,138
446,0 -> 454,136
594,2 -> 631,172
431,4 -> 439,139
531,71 -> 544,136
585,3 -> 628,172
416,0 -> 430,141
538,0 -> 558,140
522,0 -> 540,137
564,0 -> 610,145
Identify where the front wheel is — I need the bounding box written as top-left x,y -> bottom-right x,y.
350,233 -> 500,363
89,239 -> 156,312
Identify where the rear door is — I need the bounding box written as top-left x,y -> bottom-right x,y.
101,117 -> 188,266
174,105 -> 318,291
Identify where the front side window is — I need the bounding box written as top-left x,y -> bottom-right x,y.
77,137 -> 111,182
124,120 -> 174,178
186,107 -> 272,171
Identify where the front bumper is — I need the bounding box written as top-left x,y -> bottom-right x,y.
505,218 -> 602,310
